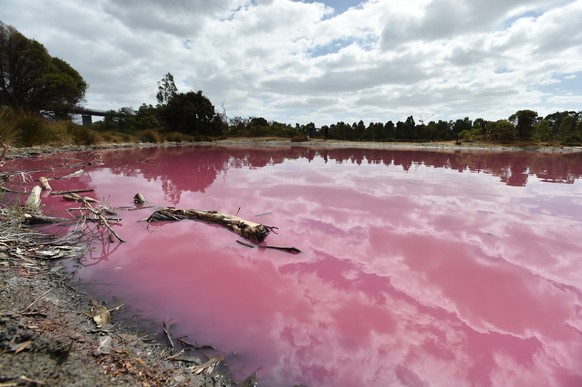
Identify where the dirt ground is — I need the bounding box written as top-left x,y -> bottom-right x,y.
1,139 -> 580,387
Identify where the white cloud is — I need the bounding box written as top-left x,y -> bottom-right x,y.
2,0 -> 581,125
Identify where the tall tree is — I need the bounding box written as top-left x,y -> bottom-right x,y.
509,109 -> 538,139
159,90 -> 218,135
0,22 -> 87,116
156,72 -> 177,106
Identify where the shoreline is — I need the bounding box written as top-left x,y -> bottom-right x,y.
5,138 -> 582,159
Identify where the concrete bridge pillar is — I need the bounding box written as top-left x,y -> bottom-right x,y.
81,114 -> 92,126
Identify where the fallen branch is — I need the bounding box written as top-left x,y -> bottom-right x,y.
63,193 -> 98,203
50,188 -> 94,196
261,245 -> 302,254
162,321 -> 175,353
23,213 -> 70,224
236,239 -> 301,254
147,207 -> 273,243
67,200 -> 124,243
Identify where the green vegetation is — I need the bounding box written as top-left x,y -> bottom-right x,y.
0,22 -> 87,118
1,21 -> 581,148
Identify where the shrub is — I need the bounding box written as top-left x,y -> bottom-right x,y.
0,107 -> 21,146
67,123 -> 103,145
45,120 -> 72,145
164,131 -> 186,143
139,129 -> 162,143
291,135 -> 308,142
18,112 -> 51,146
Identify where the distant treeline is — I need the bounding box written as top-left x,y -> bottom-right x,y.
1,17 -> 581,147
97,74 -> 582,146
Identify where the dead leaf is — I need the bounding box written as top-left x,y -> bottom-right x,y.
92,304 -> 110,328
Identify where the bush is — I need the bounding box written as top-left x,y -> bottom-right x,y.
18,112 -> 51,146
164,131 -> 187,143
0,107 -> 21,146
67,123 -> 103,145
139,129 -> 161,143
291,135 -> 308,142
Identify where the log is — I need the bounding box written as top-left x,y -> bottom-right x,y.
23,213 -> 70,224
147,207 -> 272,243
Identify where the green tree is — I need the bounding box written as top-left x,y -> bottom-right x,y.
156,72 -> 177,106
509,109 -> 538,139
159,90 -> 217,135
0,22 -> 87,116
532,119 -> 553,142
488,119 -> 517,142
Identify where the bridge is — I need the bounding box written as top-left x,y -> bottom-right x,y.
69,107 -> 111,126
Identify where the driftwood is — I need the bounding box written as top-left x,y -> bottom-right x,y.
63,193 -> 98,203
133,193 -> 147,205
39,176 -> 52,191
236,239 -> 302,254
147,207 -> 273,243
25,186 -> 42,211
50,188 -> 94,196
23,213 -> 70,224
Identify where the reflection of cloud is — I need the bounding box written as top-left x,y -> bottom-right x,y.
25,147 -> 582,386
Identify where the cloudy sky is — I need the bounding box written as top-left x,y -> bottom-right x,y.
2,0 -> 582,126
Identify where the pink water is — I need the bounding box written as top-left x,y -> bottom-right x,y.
5,146 -> 582,386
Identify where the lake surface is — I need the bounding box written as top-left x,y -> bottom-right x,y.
5,146 -> 582,386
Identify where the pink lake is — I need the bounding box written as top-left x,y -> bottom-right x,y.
4,146 -> 582,386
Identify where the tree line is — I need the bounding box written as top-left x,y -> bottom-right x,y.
1,21 -> 581,146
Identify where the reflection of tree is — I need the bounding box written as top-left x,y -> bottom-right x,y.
98,146 -> 582,203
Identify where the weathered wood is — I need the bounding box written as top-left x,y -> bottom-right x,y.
23,213 -> 70,224
25,186 -> 42,211
63,193 -> 98,203
50,188 -> 94,196
39,176 -> 52,191
133,193 -> 147,205
147,207 -> 272,243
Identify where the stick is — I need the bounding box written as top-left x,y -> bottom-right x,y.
50,188 -> 94,195
261,245 -> 302,254
162,321 -> 175,352
19,288 -> 53,313
236,240 -> 255,248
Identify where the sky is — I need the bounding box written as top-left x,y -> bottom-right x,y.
2,0 -> 582,126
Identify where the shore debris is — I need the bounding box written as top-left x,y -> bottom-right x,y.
133,193 -> 147,205
147,207 -> 274,243
25,185 -> 42,211
39,176 -> 52,190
